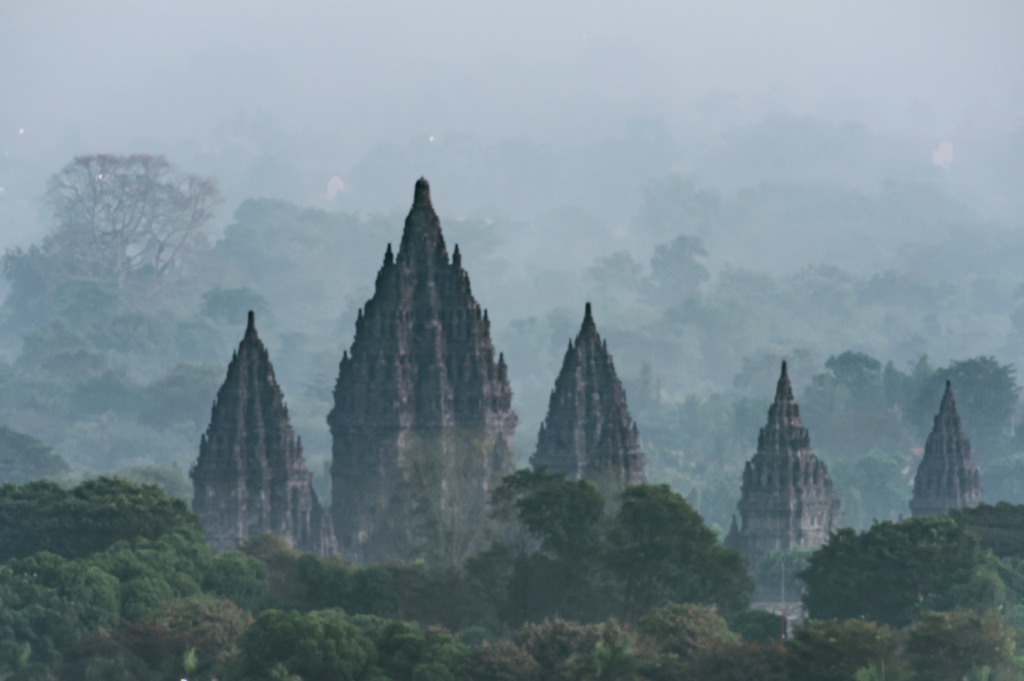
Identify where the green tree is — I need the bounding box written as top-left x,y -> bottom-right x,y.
728,609 -> 785,646
690,640 -> 787,681
800,517 -> 980,627
7,552 -> 120,631
492,470 -> 608,624
201,550 -> 269,613
117,597 -> 251,679
607,485 -> 751,619
0,478 -> 200,562
636,603 -> 738,662
951,503 -> 1024,560
513,620 -> 621,681
568,636 -> 645,681
0,427 -> 71,484
461,640 -> 538,681
906,610 -> 1017,681
786,619 -> 905,681
0,566 -> 90,664
235,610 -> 378,681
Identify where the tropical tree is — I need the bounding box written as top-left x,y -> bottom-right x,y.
44,154 -> 218,288
799,516 -> 980,627
606,484 -> 751,619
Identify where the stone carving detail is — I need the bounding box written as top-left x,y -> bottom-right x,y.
531,303 -> 645,488
910,381 -> 982,517
191,312 -> 336,555
725,362 -> 842,566
328,178 -> 517,563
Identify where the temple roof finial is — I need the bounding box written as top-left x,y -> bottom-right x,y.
775,360 -> 793,402
414,177 -> 431,206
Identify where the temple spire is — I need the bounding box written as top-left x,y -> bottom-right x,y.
531,303 -> 645,487
911,381 -> 981,517
329,178 -> 516,564
728,359 -> 842,585
191,314 -> 336,555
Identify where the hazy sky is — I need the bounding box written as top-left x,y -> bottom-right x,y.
1,1 -> 1022,260
2,1 -> 1021,151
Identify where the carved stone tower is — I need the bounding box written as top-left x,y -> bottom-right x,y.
910,381 -> 982,517
726,362 -> 842,566
191,312 -> 336,555
328,178 -> 517,563
531,303 -> 645,489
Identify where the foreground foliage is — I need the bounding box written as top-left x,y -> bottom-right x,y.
1,479 -> 1024,680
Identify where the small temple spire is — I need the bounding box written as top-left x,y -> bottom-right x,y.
384,243 -> 394,265
731,358 -> 842,579
532,303 -> 645,487
453,244 -> 461,268
192,314 -> 336,555
911,381 -> 981,517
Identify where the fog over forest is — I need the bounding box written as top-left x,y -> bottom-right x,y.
1,1 -> 1024,533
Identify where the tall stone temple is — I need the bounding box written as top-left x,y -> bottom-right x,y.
531,303 -> 645,489
725,362 -> 842,566
191,312 -> 336,555
910,381 -> 981,517
328,178 -> 517,563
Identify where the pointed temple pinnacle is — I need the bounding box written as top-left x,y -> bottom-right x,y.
384,243 -> 393,265
580,302 -> 596,334
775,360 -> 793,402
413,177 -> 432,206
939,380 -> 958,418
453,244 -> 461,267
246,310 -> 256,335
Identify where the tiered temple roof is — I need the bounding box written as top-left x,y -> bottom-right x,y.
191,312 -> 336,555
910,381 -> 982,517
725,362 -> 842,565
531,303 -> 645,488
328,178 -> 517,562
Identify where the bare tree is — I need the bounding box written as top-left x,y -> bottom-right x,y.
45,155 -> 219,287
